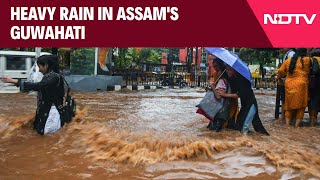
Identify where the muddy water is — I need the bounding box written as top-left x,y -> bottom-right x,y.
0,88 -> 319,179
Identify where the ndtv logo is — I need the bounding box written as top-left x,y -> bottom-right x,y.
264,14 -> 317,24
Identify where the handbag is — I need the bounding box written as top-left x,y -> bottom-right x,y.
61,76 -> 76,123
58,75 -> 77,126
196,89 -> 223,121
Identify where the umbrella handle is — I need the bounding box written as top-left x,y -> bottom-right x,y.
213,69 -> 226,85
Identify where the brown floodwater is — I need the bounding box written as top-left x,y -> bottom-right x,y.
0,88 -> 319,179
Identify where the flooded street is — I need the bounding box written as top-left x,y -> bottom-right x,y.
0,88 -> 320,179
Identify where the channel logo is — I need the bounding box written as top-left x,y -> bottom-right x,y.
264,14 -> 317,25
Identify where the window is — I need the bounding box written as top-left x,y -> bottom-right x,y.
6,56 -> 26,70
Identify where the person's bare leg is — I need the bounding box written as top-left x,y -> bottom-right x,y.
285,110 -> 291,127
295,108 -> 305,127
295,119 -> 302,127
310,116 -> 316,126
285,118 -> 291,127
309,110 -> 318,127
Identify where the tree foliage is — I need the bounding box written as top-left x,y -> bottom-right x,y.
58,48 -> 70,70
70,48 -> 95,75
139,48 -> 162,64
114,48 -> 164,69
238,48 -> 280,66
114,48 -> 130,69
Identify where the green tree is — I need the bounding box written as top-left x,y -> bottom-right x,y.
70,48 -> 95,75
116,48 -> 131,68
138,48 -> 162,64
58,48 -> 71,70
150,48 -> 169,55
127,48 -> 140,64
139,48 -> 152,63
238,48 -> 280,66
148,50 -> 162,64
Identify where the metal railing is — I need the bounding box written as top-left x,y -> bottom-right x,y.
113,70 -> 278,88
112,70 -> 210,87
253,78 -> 277,89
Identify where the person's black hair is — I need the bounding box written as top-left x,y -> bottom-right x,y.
288,48 -> 307,74
37,55 -> 60,73
311,48 -> 320,57
213,58 -> 228,79
213,58 -> 225,71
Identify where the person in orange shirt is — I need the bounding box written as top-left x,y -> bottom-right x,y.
277,48 -> 311,127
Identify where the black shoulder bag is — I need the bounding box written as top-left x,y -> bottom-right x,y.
62,77 -> 76,123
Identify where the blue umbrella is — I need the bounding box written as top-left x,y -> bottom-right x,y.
205,47 -> 252,81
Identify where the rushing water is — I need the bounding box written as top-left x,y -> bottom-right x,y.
0,88 -> 319,179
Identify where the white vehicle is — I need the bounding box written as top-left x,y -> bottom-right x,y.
0,50 -> 51,93
0,51 -> 51,79
152,67 -> 164,74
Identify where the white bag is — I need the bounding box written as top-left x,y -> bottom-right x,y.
27,62 -> 43,96
27,62 -> 43,83
44,106 -> 61,134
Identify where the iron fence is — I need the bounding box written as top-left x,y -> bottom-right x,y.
112,70 -> 278,89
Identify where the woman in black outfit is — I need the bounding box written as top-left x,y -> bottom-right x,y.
1,55 -> 65,135
219,66 -> 269,135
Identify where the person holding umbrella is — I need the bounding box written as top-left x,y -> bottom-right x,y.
218,66 -> 269,135
205,48 -> 269,135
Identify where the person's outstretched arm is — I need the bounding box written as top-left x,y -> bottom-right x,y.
218,90 -> 239,99
1,74 -> 59,92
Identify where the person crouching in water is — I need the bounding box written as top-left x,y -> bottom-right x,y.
218,66 -> 269,135
1,55 -> 65,135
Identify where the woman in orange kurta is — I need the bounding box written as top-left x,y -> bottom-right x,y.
277,48 -> 311,127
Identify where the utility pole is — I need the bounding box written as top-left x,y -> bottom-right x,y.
195,47 -> 200,86
195,47 -> 198,78
187,47 -> 192,73
195,47 -> 198,71
35,47 -> 42,59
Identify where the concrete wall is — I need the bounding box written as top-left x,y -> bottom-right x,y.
64,75 -> 122,92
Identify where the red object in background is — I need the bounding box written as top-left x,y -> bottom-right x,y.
179,48 -> 187,63
161,59 -> 168,64
161,52 -> 168,64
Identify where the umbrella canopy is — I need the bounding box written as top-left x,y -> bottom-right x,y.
205,47 -> 252,81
